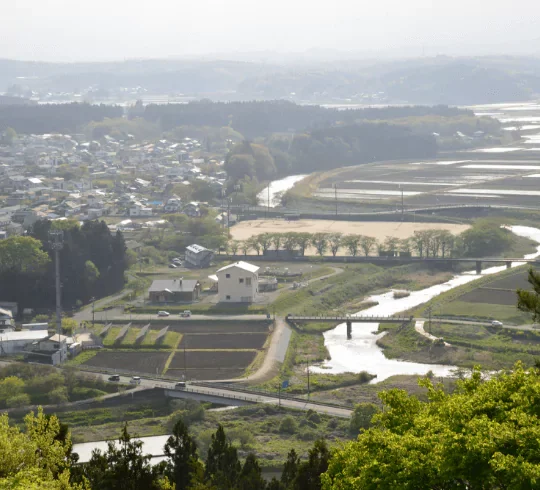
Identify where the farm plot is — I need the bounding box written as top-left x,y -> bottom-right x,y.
166,368 -> 247,380
168,350 -> 257,370
179,333 -> 267,350
82,351 -> 169,374
458,288 -> 519,306
167,322 -> 270,334
483,270 -> 537,291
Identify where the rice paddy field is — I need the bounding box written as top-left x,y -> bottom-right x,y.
309,102 -> 540,210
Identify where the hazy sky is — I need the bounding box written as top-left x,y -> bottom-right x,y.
3,0 -> 540,61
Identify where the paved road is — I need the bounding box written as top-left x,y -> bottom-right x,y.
81,371 -> 351,418
91,313 -> 270,323
74,290 -> 132,322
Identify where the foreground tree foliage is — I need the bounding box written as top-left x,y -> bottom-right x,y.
323,363 -> 540,490
0,408 -> 83,489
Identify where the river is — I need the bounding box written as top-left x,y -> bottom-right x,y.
312,225 -> 540,382
257,175 -> 307,208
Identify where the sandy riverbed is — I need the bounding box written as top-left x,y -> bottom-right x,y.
230,219 -> 469,242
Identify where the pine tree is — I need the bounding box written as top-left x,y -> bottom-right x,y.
204,425 -> 241,490
164,419 -> 201,490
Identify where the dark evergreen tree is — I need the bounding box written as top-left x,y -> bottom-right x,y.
292,440 -> 330,490
164,419 -> 201,490
205,425 -> 241,490
281,449 -> 300,489
238,453 -> 266,490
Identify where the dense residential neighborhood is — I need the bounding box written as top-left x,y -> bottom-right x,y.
0,129 -> 232,236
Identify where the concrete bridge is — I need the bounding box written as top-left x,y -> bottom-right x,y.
216,254 -> 538,274
286,315 -> 414,339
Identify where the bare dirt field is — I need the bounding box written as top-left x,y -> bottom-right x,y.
231,219 -> 469,244
180,333 -> 267,350
168,350 -> 257,370
166,368 -> 246,380
82,351 -> 169,374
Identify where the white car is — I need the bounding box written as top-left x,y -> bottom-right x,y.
491,320 -> 503,327
158,311 -> 170,317
130,376 -> 141,385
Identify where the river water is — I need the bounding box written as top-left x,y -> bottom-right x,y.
258,174 -> 307,208
311,225 -> 540,382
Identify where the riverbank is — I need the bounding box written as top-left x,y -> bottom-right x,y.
313,225 -> 540,378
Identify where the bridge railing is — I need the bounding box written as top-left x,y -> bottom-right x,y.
189,381 -> 355,410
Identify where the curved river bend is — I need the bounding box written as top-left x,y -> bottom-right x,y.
312,225 -> 540,382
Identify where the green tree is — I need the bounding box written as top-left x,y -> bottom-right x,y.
246,237 -> 261,256
279,416 -> 297,435
164,419 -> 201,490
228,240 -> 240,256
283,233 -> 299,254
204,425 -> 241,490
80,423 -> 169,489
0,376 -> 25,405
359,236 -> 377,257
225,154 -> 256,180
328,233 -> 342,257
0,408 -> 80,489
281,449 -> 300,488
324,363 -> 540,490
311,233 -> 329,257
257,233 -> 273,255
383,236 -> 399,254
296,233 -> 312,257
517,267 -> 540,322
348,403 -> 379,435
294,439 -> 330,490
459,221 -> 513,257
342,235 -> 360,257
272,233 -> 283,255
238,453 -> 266,490
0,236 -> 49,274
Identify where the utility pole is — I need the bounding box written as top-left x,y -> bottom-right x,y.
183,337 -> 187,380
400,185 -> 404,216
227,198 -> 231,238
91,296 -> 96,329
334,184 -> 338,216
306,359 -> 310,400
48,230 -> 64,363
267,182 -> 270,219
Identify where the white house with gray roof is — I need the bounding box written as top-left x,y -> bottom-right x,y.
216,261 -> 259,303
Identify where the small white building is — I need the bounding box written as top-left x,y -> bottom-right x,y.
216,261 -> 259,303
0,330 -> 49,355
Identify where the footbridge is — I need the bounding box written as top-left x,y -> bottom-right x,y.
286,314 -> 414,338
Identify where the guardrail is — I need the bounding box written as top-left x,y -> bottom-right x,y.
190,381 -> 354,410
287,315 -> 413,323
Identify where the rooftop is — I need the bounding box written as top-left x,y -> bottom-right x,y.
186,244 -> 210,254
217,261 -> 260,274
148,278 -> 200,293
0,330 -> 48,342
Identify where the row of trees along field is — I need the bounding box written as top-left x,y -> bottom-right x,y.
227,222 -> 515,258
0,219 -> 127,313
3,362 -> 540,489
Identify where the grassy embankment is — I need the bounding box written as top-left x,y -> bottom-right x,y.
55,396 -> 352,468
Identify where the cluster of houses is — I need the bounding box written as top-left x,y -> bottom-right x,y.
0,131 -> 231,237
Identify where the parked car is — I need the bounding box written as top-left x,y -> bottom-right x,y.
158,311 -> 170,317
491,320 -> 503,327
130,376 -> 141,385
169,263 -> 178,268
108,375 -> 120,382
173,258 -> 182,263
180,310 -> 191,318
175,381 -> 186,390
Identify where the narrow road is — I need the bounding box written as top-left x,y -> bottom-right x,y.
419,317 -> 539,332
74,290 -> 132,322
